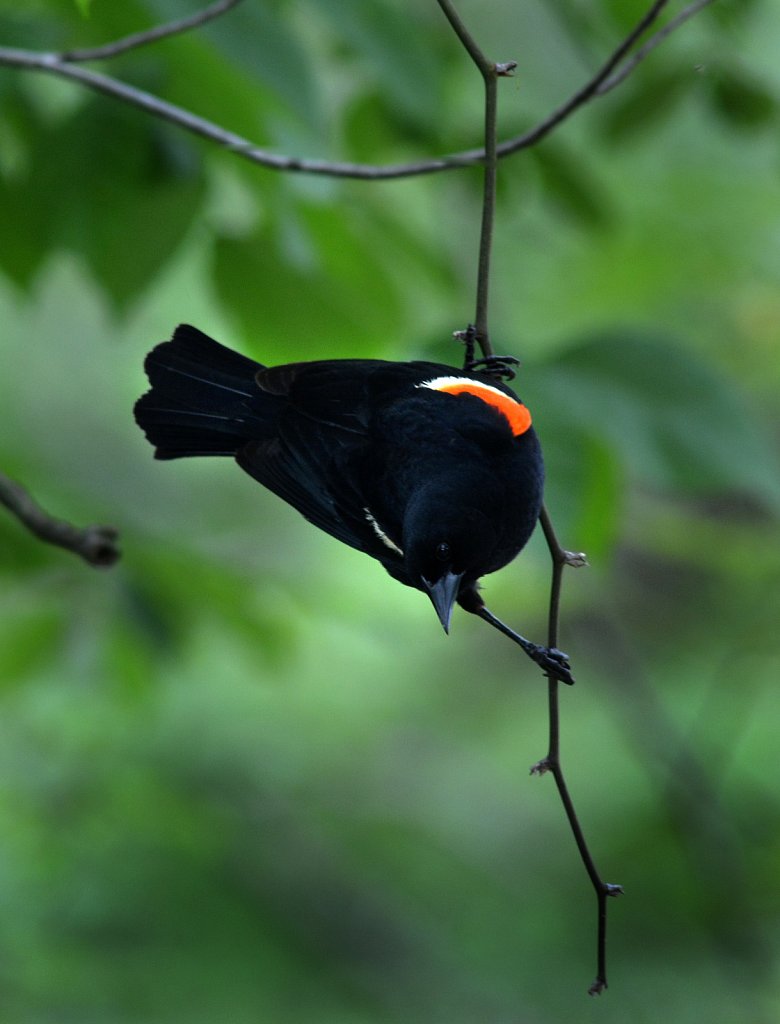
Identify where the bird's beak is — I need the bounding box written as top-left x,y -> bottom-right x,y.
423,570 -> 464,634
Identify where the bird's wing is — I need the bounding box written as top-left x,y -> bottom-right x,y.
240,357 -> 509,565
237,360 -> 406,561
236,429 -> 375,556
255,358 -> 456,430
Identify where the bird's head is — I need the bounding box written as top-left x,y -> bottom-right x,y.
403,483 -> 497,633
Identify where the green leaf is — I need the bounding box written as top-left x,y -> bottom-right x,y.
708,66 -> 777,131
213,199 -> 403,362
710,0 -> 761,31
344,91 -> 444,163
541,426 -> 624,558
150,0 -> 322,130
601,67 -> 690,144
314,0 -> 443,125
604,0 -> 658,33
0,97 -> 206,307
537,331 -> 780,508
529,143 -> 611,229
0,597 -> 64,684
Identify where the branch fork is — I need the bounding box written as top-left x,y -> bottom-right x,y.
0,0 -> 716,181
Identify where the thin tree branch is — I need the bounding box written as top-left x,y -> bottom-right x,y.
436,0 -> 626,989
60,0 -> 244,63
537,506 -> 620,996
596,0 -> 718,96
438,0 -> 624,991
0,472 -> 120,567
436,0 -> 516,357
436,0 -> 489,69
0,0 -> 715,183
476,69 -> 498,357
495,0 -> 672,160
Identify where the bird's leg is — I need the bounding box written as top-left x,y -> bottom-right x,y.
459,590 -> 575,685
478,606 -> 575,684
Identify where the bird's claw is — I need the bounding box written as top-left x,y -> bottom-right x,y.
464,354 -> 520,382
529,644 -> 574,685
454,325 -> 520,381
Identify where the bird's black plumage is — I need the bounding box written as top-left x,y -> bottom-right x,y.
134,324 -> 572,682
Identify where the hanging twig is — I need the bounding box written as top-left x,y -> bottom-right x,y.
538,508 -> 620,995
436,0 -> 622,993
435,0 -> 517,355
596,0 -> 718,96
0,0 -> 716,182
0,471 -> 120,567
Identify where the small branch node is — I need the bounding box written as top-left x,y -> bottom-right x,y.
453,323 -> 478,362
530,757 -> 553,777
588,978 -> 608,997
563,550 -> 588,568
495,61 -> 518,77
604,883 -> 624,898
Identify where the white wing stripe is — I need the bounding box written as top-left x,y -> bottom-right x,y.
364,507 -> 404,556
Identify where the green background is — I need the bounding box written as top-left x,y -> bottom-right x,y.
0,1 -> 778,1021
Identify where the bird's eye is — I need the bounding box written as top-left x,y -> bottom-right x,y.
435,542 -> 451,562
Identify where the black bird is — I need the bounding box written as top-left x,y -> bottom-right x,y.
134,325 -> 572,683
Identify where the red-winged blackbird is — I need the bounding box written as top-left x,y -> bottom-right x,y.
134,325 -> 572,683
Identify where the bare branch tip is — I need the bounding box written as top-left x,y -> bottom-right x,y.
588,978 -> 608,997
81,525 -> 122,567
0,471 -> 121,569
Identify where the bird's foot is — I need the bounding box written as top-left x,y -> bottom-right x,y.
465,353 -> 520,382
453,325 -> 520,381
528,644 -> 575,685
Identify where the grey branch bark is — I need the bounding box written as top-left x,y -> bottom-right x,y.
0,472 -> 120,567
0,0 -> 717,182
60,0 -> 244,63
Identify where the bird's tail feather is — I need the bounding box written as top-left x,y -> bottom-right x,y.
134,324 -> 267,459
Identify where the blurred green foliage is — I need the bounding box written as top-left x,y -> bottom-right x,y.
1,1 -> 779,1021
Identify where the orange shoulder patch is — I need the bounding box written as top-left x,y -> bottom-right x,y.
417,376 -> 532,436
